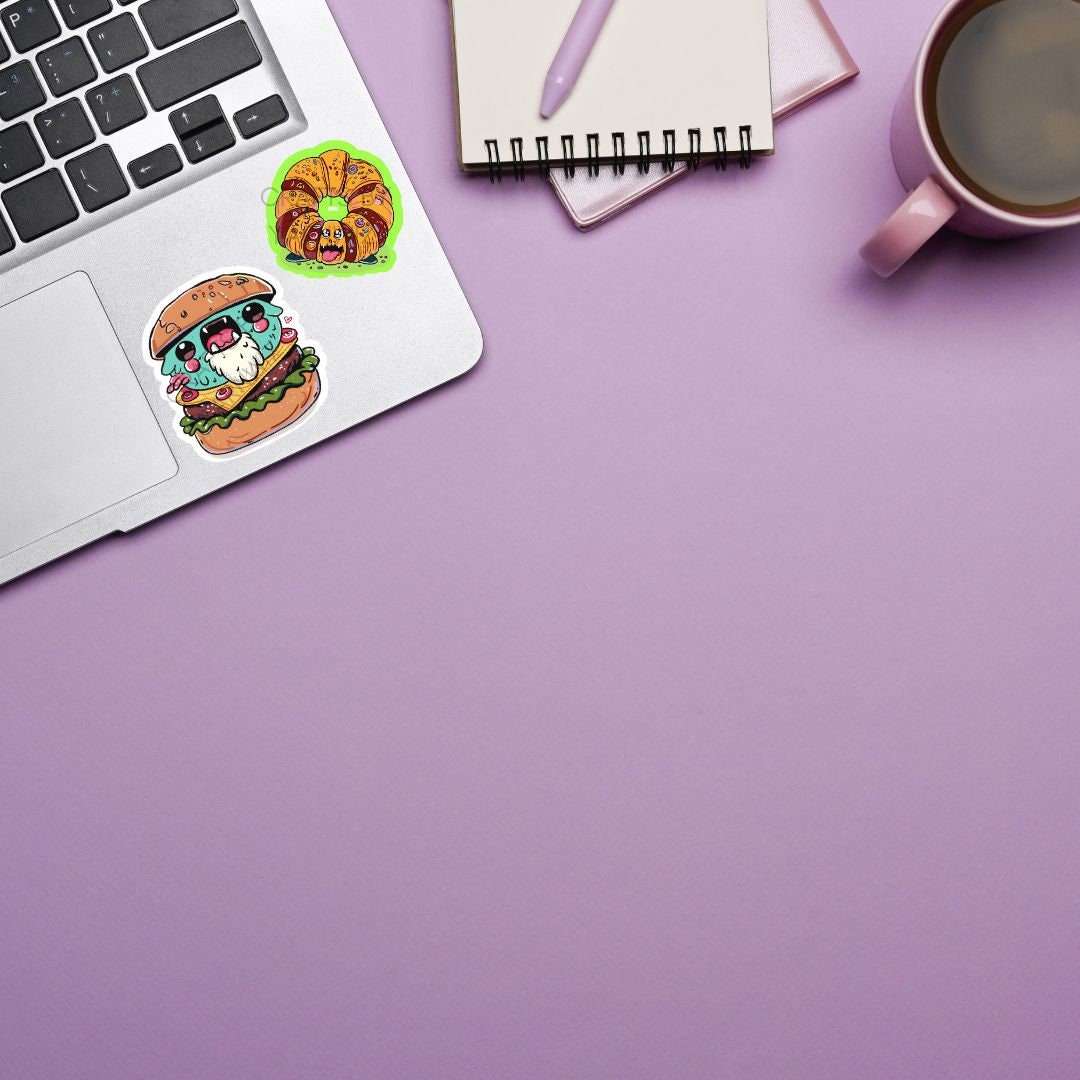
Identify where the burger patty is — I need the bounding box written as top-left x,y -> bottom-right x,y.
183,344 -> 304,422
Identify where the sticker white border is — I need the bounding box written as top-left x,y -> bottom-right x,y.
143,267 -> 325,461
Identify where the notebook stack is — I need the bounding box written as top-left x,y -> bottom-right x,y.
451,0 -> 775,177
448,0 -> 858,228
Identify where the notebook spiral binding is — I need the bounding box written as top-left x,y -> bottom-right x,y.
484,126 -> 753,183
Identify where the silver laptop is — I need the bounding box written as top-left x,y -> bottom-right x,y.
0,0 -> 482,585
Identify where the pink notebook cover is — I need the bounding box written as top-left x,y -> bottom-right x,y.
550,0 -> 858,230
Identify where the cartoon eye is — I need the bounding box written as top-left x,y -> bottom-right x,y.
335,228 -> 344,240
176,341 -> 200,372
242,303 -> 265,325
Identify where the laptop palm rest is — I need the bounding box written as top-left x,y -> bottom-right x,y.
0,273 -> 177,558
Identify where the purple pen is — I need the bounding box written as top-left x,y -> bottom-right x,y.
540,0 -> 618,119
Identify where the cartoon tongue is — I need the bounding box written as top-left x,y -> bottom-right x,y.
207,326 -> 239,352
322,250 -> 343,264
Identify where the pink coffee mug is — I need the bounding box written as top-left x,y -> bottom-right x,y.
860,0 -> 1080,277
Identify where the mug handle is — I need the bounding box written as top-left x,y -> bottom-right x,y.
860,177 -> 959,277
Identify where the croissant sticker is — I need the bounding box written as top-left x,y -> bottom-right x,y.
267,141 -> 402,279
147,271 -> 322,457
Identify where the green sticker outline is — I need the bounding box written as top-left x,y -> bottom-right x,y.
265,140 -> 403,281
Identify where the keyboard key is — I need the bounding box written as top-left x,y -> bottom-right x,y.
0,29 -> 8,64
0,120 -> 43,181
181,117 -> 232,164
138,0 -> 237,50
58,0 -> 112,30
168,94 -> 234,164
0,210 -> 12,252
2,168 -> 77,240
86,73 -> 143,133
88,12 -> 146,74
128,142 -> 180,188
66,143 -> 127,210
137,21 -> 260,111
235,94 -> 287,140
168,92 -> 222,139
1,1 -> 60,53
37,37 -> 97,96
35,98 -> 94,158
0,59 -> 45,120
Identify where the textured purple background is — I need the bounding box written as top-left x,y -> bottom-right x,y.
3,1 -> 1080,1077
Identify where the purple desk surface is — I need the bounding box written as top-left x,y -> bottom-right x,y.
3,2 -> 1080,1078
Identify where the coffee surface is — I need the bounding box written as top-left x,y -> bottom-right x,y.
928,0 -> 1080,214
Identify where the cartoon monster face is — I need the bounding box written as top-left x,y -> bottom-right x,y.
317,221 -> 347,264
159,298 -> 284,391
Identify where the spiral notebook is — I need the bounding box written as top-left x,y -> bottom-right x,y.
551,0 -> 857,228
449,0 -> 775,177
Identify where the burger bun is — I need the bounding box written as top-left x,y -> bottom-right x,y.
195,370 -> 321,456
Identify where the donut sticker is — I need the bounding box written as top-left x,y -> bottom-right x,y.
146,271 -> 323,457
266,141 -> 402,279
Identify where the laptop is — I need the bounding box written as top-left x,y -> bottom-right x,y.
0,0 -> 482,586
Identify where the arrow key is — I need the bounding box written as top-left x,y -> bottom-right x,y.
128,143 -> 181,189
180,116 -> 233,164
235,95 -> 287,140
65,144 -> 128,212
169,94 -> 223,140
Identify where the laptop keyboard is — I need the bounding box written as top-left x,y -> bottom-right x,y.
0,0 -> 296,265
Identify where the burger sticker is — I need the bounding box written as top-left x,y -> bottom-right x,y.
148,272 -> 322,456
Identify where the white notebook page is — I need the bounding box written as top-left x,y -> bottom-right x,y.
451,0 -> 774,169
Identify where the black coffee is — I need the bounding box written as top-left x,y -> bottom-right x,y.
927,0 -> 1080,215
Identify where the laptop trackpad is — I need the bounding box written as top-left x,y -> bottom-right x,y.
0,273 -> 177,557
